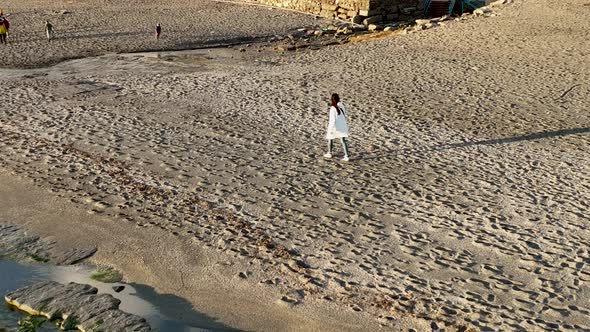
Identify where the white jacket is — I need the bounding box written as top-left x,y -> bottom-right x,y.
326,102 -> 349,140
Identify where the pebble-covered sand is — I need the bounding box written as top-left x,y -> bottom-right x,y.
1,0 -> 590,331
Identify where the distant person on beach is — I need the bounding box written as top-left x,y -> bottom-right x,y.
324,93 -> 350,161
45,20 -> 54,41
155,23 -> 161,40
0,13 -> 9,44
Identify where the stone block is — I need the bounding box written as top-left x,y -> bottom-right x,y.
359,9 -> 381,16
321,4 -> 338,11
320,9 -> 336,17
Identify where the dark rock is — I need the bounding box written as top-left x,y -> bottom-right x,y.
5,281 -> 150,331
279,295 -> 299,305
352,15 -> 366,24
363,15 -> 383,25
295,259 -> 311,268
368,24 -> 383,31
359,9 -> 381,16
0,224 -> 96,265
113,285 -> 125,293
0,224 -> 49,261
352,25 -> 368,32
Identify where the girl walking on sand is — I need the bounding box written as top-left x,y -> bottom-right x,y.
324,93 -> 350,161
155,23 -> 161,40
45,20 -> 54,41
0,13 -> 9,45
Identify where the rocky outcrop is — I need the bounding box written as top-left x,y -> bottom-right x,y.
5,281 -> 150,331
256,0 -> 423,24
0,223 -> 96,265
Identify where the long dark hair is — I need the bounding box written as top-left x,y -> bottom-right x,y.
331,93 -> 342,115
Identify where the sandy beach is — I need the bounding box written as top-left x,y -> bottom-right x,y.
0,0 -> 326,68
1,0 -> 590,331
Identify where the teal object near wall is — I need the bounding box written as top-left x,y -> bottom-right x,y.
424,0 -> 432,15
461,0 -> 487,12
424,0 -> 486,16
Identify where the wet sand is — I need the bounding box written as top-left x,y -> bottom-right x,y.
1,0 -> 590,331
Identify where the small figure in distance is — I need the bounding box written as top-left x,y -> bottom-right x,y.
0,12 -> 10,45
45,20 -> 54,42
324,93 -> 351,161
155,23 -> 161,40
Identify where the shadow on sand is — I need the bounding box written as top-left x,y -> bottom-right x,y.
360,127 -> 590,161
130,283 -> 244,332
442,127 -> 590,149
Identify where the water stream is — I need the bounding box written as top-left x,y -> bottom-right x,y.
0,260 -> 239,331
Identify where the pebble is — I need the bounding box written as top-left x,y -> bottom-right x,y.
113,285 -> 125,293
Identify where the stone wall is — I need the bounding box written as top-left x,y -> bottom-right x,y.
257,0 -> 424,23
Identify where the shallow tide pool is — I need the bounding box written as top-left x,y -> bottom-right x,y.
0,260 -> 238,332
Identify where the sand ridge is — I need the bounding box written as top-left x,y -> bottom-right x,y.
1,0 -> 590,331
